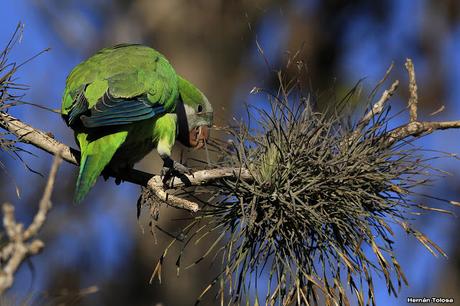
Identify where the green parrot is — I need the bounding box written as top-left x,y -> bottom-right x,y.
61,44 -> 213,203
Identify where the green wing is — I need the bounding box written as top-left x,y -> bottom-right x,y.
61,44 -> 180,203
74,131 -> 127,203
62,44 -> 179,128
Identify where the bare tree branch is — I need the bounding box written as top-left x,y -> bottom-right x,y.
385,59 -> 460,145
0,112 -> 250,212
23,152 -> 62,240
0,153 -> 62,294
387,120 -> 460,145
0,112 -> 79,165
352,59 -> 460,147
0,59 -> 458,212
349,63 -> 398,143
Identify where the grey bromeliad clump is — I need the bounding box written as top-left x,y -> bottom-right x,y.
153,61 -> 458,306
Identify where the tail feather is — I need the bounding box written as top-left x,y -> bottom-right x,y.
74,131 -> 127,203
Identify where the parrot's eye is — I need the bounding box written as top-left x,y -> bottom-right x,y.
197,105 -> 203,112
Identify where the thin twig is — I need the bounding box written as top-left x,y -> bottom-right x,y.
405,59 -> 418,122
385,58 -> 460,145
358,80 -> 399,129
368,62 -> 394,103
430,105 -> 445,117
0,153 -> 62,294
23,151 -> 62,239
349,79 -> 399,143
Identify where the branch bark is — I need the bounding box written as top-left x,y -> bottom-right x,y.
406,59 -> 418,122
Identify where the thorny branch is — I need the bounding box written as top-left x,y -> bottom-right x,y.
0,153 -> 62,294
0,59 -> 459,212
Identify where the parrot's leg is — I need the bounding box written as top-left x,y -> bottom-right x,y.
157,139 -> 192,186
114,163 -> 136,185
101,159 -> 134,184
161,155 -> 191,174
160,154 -> 192,187
154,113 -> 192,186
102,171 -> 110,181
100,167 -> 122,183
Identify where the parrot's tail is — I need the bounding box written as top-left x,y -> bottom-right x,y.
74,131 -> 127,203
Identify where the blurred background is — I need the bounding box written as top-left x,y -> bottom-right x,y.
0,0 -> 460,305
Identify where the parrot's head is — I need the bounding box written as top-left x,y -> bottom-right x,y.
176,75 -> 213,149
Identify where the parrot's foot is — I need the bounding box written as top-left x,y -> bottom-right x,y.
102,165 -> 130,185
102,172 -> 110,181
160,158 -> 193,188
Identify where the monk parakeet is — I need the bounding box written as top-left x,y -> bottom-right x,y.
61,44 -> 213,203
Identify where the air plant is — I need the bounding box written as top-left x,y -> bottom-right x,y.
0,24 -> 26,159
152,59 -> 458,306
0,23 -> 50,179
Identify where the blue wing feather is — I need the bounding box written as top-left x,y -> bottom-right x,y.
68,86 -> 89,126
81,110 -> 162,127
66,90 -> 165,128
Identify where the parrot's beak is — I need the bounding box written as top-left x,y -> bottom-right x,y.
189,126 -> 209,149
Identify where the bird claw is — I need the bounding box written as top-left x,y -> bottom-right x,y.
161,161 -> 193,187
173,161 -> 193,176
102,172 -> 110,181
102,170 -> 121,184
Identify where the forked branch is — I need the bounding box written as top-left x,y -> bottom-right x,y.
386,59 -> 459,145
0,153 -> 62,294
